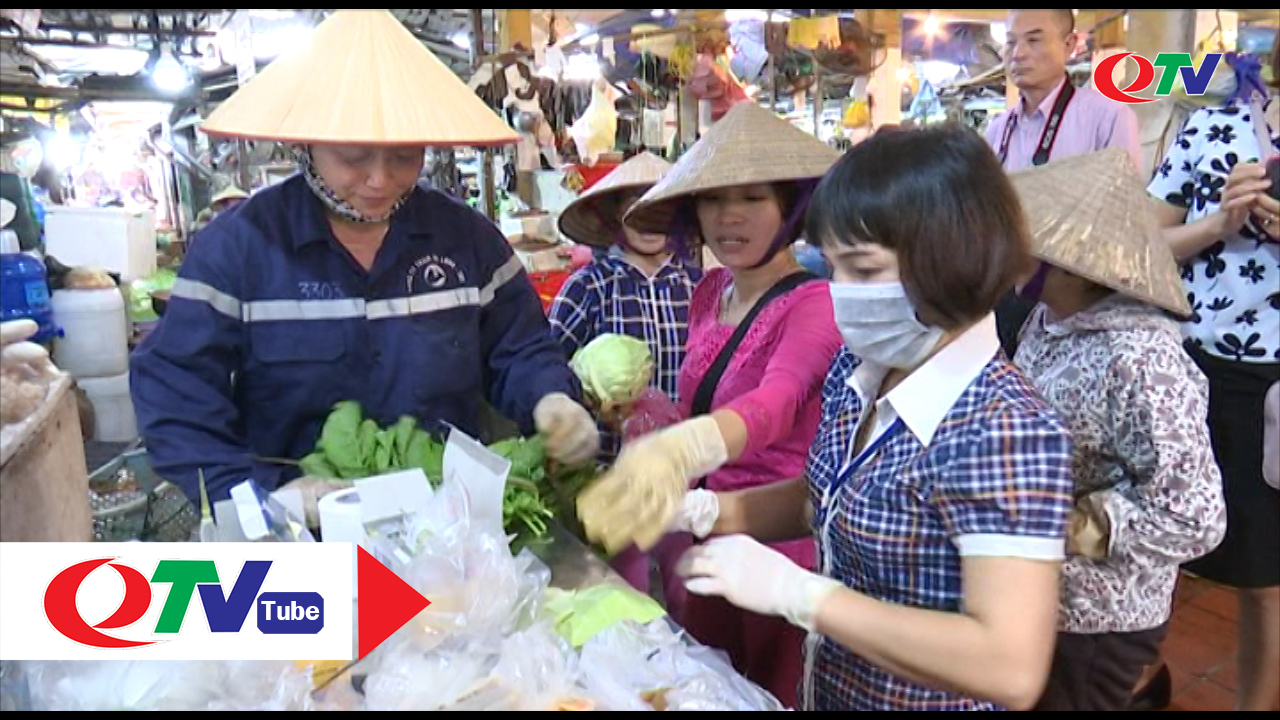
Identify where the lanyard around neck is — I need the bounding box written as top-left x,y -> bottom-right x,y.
998,76 -> 1076,167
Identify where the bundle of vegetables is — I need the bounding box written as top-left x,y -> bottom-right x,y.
298,402 -> 596,552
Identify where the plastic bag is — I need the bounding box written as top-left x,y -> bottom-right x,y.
481,622 -> 584,710
362,635 -> 504,710
577,620 -> 786,711
15,660 -> 313,711
542,584 -> 667,648
621,388 -> 683,443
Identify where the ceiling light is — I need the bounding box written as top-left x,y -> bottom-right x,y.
151,44 -> 190,92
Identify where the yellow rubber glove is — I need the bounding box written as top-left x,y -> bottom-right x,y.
577,415 -> 728,554
534,392 -> 601,466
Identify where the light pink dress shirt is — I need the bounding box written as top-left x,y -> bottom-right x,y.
985,77 -> 1143,171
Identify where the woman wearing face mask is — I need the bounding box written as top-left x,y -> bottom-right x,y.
130,11 -> 598,522
577,101 -> 844,707
1008,148 -> 1226,711
549,151 -> 702,596
582,124 -> 1076,710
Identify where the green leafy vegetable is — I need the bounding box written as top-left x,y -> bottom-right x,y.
318,401 -> 363,471
299,402 -> 600,553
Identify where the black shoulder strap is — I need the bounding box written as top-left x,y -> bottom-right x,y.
691,271 -> 819,419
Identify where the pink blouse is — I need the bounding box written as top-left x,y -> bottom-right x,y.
677,268 -> 844,567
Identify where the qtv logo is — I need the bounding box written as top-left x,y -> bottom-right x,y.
1094,52 -> 1223,104
0,543 -> 358,661
43,558 -> 323,648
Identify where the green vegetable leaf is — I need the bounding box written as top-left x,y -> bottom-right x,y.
392,416 -> 418,464
374,429 -> 394,472
357,419 -> 379,467
405,430 -> 445,482
318,401 -> 364,471
299,452 -> 338,479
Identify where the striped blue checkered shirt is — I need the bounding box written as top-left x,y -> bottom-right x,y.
548,250 -> 702,461
803,315 -> 1074,711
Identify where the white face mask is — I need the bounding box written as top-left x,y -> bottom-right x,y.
829,282 -> 945,369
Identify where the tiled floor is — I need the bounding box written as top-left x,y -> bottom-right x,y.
1160,573 -> 1245,711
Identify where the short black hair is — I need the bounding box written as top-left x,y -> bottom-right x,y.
805,124 -> 1032,330
1010,8 -> 1076,36
1054,9 -> 1076,34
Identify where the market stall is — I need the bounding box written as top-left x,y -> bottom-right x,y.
0,425 -> 786,712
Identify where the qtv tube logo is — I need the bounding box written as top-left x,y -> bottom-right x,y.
0,544 -> 365,661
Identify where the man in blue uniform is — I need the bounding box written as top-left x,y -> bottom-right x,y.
130,10 -> 599,517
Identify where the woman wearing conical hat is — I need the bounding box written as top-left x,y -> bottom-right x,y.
130,11 -> 599,521
549,150 -> 702,598
585,123 -> 1080,710
577,101 -> 846,707
1007,148 -> 1225,711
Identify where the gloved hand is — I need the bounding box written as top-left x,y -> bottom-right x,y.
668,489 -> 721,539
534,392 -> 601,466
278,475 -> 351,527
577,415 -> 728,554
677,535 -> 844,633
1,319 -> 58,379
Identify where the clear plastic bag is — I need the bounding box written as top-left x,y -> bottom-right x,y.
15,660 -> 313,711
362,634 -> 504,710
577,620 -> 786,712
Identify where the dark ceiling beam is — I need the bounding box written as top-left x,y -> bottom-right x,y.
0,80 -> 197,104
1,35 -> 148,50
36,22 -> 218,37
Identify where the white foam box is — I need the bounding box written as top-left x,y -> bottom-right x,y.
44,206 -> 157,282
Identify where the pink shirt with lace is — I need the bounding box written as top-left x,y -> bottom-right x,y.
677,268 -> 844,568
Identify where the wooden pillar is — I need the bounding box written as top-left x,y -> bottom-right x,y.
1127,9 -> 1197,175
500,9 -> 533,51
864,9 -> 903,128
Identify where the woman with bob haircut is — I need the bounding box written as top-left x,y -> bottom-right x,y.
582,124 -> 1076,710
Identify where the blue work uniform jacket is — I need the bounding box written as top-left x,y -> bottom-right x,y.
130,176 -> 581,503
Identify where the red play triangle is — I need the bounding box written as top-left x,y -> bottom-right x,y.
357,546 -> 431,660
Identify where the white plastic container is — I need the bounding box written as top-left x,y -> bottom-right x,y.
77,372 -> 138,442
44,206 -> 157,281
51,288 -> 130,379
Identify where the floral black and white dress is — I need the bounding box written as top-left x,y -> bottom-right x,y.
1148,102 -> 1279,363
1147,100 -> 1280,589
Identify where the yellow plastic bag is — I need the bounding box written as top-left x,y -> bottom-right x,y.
842,99 -> 870,128
787,15 -> 841,50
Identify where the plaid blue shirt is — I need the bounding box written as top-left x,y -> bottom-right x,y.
548,251 -> 702,460
803,316 -> 1074,711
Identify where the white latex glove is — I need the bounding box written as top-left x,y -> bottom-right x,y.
677,535 -> 843,633
534,392 -> 600,466
668,489 -> 721,538
577,415 -> 729,554
279,476 -> 351,527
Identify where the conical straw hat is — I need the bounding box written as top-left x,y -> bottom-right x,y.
558,152 -> 672,246
624,102 -> 841,233
201,10 -> 519,146
210,186 -> 249,205
1009,147 -> 1191,317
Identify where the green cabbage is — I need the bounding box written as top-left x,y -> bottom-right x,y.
569,334 -> 655,410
